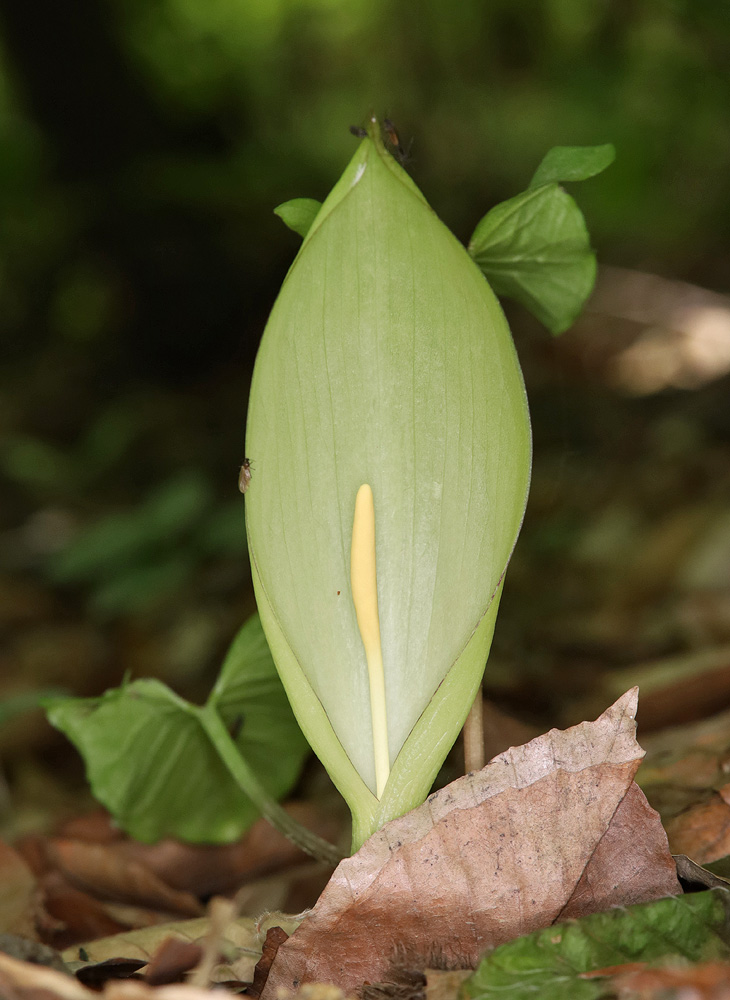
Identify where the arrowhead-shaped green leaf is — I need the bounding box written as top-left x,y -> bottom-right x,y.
529,143 -> 616,188
245,121 -> 531,847
45,614 -> 309,843
274,198 -> 322,238
468,184 -> 596,334
469,144 -> 614,335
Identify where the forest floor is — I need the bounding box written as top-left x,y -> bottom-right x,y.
3,296 -> 730,999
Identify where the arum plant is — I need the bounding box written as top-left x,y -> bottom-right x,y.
246,118 -> 613,850
44,122 -> 611,861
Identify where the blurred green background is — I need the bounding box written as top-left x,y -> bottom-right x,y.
1,0 -> 730,779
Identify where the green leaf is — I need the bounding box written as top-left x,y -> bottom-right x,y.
44,614 -> 310,843
462,890 -> 730,1000
273,198 -> 322,238
48,471 -> 212,586
48,510 -> 155,582
139,471 -> 213,539
468,184 -> 596,334
247,120 -> 531,847
1,435 -> 74,490
207,613 -> 310,786
529,143 -> 616,189
88,554 -> 195,616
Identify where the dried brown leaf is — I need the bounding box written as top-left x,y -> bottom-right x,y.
0,841 -> 39,938
62,912 -> 304,986
47,842 -> 203,918
143,938 -> 202,986
248,925 -> 289,998
111,802 -> 342,897
424,969 -> 470,1000
674,854 -> 730,891
614,961 -> 730,999
38,872 -> 130,949
665,791 -> 730,863
76,957 -> 147,989
604,644 -> 730,732
0,949 -> 226,1000
0,950 -> 91,1000
262,690 -> 680,996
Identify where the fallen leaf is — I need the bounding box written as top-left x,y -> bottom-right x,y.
614,960 -> 730,999
262,690 -> 680,996
21,799 -> 342,906
639,706 -> 730,825
0,949 -> 224,1000
109,801 -> 342,897
57,810 -> 124,845
75,957 -> 147,989
144,938 -> 202,986
0,841 -> 38,937
674,854 -> 730,891
603,644 -> 730,732
46,841 -> 204,917
248,926 -> 289,997
39,872 -> 130,949
425,969 -> 471,1000
62,911 -> 304,986
0,950 -> 90,1000
665,790 -> 730,863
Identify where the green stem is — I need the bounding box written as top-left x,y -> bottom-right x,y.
199,705 -> 344,867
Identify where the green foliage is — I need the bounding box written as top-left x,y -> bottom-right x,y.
45,614 -> 310,843
46,471 -> 247,616
529,144 -> 616,188
462,890 -> 730,1000
0,401 -> 148,497
469,145 -> 614,334
274,198 -> 322,238
0,0 -> 725,367
469,185 -> 595,334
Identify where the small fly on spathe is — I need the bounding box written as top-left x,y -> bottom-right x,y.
238,458 -> 252,494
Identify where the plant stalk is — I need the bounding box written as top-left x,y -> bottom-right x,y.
199,705 -> 344,867
463,687 -> 485,773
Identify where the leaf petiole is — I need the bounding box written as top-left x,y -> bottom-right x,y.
197,704 -> 344,866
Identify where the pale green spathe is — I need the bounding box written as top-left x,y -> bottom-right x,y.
246,126 -> 530,839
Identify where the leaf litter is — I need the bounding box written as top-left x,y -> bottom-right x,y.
1,689 -> 714,1000
262,688 -> 679,996
10,801 -> 339,950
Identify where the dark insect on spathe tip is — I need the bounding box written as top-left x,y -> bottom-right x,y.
238,457 -> 252,494
383,117 -> 412,165
349,125 -> 367,138
383,118 -> 400,148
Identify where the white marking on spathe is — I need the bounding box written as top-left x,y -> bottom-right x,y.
353,162 -> 366,185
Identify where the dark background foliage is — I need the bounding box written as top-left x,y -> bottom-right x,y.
1,0 -> 729,776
